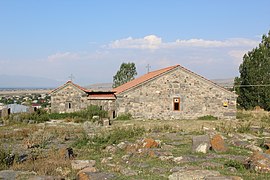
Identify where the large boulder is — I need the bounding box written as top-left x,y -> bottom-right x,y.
143,138 -> 160,148
246,151 -> 270,172
168,169 -> 220,180
210,134 -> 228,152
77,172 -> 115,180
192,135 -> 210,153
71,160 -> 96,170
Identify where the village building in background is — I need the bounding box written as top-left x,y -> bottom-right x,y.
50,65 -> 237,120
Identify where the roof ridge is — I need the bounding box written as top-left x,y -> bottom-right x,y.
113,65 -> 179,94
50,81 -> 92,94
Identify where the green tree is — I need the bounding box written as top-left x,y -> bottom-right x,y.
234,31 -> 270,110
113,62 -> 137,88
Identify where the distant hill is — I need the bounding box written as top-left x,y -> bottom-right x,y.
0,74 -> 63,88
84,83 -> 113,91
211,78 -> 234,88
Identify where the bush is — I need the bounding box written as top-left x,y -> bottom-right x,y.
236,111 -> 253,120
74,126 -> 146,149
224,159 -> 245,171
198,115 -> 218,120
10,109 -> 50,123
49,105 -> 108,122
237,122 -> 251,133
116,113 -> 132,120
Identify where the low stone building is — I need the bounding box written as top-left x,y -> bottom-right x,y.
113,65 -> 236,120
50,81 -> 116,118
50,65 -> 237,119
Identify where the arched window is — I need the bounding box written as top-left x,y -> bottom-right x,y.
173,97 -> 180,111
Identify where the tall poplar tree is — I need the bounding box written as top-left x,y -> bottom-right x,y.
234,31 -> 270,110
113,62 -> 137,88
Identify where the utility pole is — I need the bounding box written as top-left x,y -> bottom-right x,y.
146,64 -> 151,73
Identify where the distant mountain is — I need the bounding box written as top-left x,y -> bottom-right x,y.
84,78 -> 234,92
84,83 -> 113,91
0,74 -> 63,88
211,78 -> 234,88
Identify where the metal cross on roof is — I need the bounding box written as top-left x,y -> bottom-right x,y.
68,74 -> 75,81
146,64 -> 151,73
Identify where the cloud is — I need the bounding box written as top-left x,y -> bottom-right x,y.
108,35 -> 259,49
47,52 -> 81,62
228,50 -> 248,65
108,35 -> 162,49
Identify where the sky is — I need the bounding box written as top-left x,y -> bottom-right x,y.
0,0 -> 269,86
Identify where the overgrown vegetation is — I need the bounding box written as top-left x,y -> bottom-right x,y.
8,105 -> 108,123
74,126 -> 146,149
198,115 -> 218,120
116,113 -> 132,120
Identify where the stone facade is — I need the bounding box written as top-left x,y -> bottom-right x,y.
51,65 -> 237,120
50,81 -> 116,118
115,66 -> 236,120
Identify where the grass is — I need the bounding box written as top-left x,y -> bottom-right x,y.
198,115 -> 218,120
2,110 -> 270,179
116,113 -> 132,120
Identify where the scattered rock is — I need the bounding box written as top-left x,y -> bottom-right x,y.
245,144 -> 262,152
169,169 -> 220,180
227,167 -> 237,173
102,118 -> 110,126
0,170 -> 36,180
77,172 -> 115,180
77,167 -> 98,178
246,151 -> 270,172
101,157 -> 113,164
205,176 -> 243,180
173,156 -> 183,163
122,154 -> 132,161
4,153 -> 15,166
230,140 -> 249,148
192,135 -> 210,153
143,138 -> 160,148
59,147 -> 75,159
201,161 -> 223,169
159,155 -> 174,161
56,167 -> 71,176
150,167 -> 168,174
17,154 -> 28,163
117,141 -> 129,150
120,168 -> 138,176
104,145 -> 117,153
134,162 -> 150,168
71,160 -> 96,170
210,134 -> 228,152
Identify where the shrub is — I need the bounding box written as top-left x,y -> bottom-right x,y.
237,122 -> 251,133
49,105 -> 108,122
236,111 -> 253,120
198,115 -> 218,120
116,113 -> 132,120
74,126 -> 146,149
9,109 -> 50,123
224,159 -> 245,171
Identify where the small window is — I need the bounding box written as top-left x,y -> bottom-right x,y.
173,98 -> 180,111
68,102 -> 72,109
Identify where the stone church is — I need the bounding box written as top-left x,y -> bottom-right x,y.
50,65 -> 237,119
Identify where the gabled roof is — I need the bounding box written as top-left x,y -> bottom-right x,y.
50,80 -> 91,94
113,64 -> 235,95
113,65 -> 179,94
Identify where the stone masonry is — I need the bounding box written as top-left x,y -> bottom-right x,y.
115,66 -> 236,120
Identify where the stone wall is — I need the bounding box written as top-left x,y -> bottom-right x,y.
116,67 -> 236,120
51,84 -> 88,113
50,84 -> 116,116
